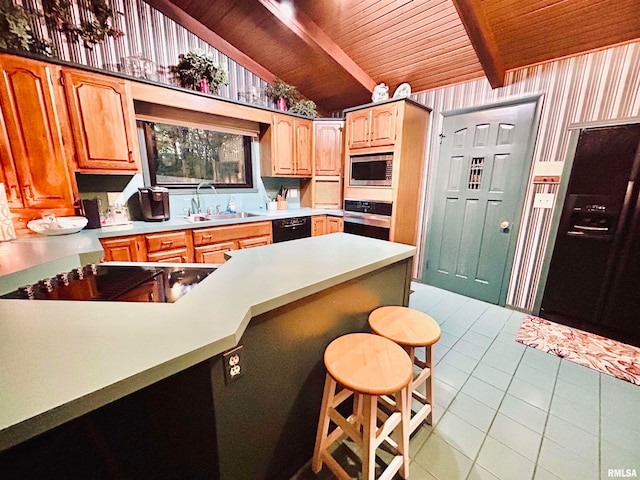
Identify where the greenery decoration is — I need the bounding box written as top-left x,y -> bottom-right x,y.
44,0 -> 124,49
290,99 -> 318,118
0,0 -> 50,54
264,79 -> 298,108
172,51 -> 229,93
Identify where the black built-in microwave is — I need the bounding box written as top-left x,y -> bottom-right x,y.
349,153 -> 393,186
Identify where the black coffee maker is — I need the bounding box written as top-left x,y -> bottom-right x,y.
137,187 -> 170,221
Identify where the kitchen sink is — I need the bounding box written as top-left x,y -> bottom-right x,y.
184,212 -> 262,222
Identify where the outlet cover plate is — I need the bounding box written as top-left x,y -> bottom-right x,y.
222,345 -> 244,384
533,193 -> 555,209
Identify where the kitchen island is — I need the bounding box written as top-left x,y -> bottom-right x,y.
0,233 -> 414,479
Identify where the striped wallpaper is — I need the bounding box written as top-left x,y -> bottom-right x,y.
412,41 -> 640,311
14,0 -> 270,105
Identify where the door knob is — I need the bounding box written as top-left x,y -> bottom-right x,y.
500,221 -> 510,230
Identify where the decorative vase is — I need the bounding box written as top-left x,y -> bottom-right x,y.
277,98 -> 287,111
199,78 -> 211,94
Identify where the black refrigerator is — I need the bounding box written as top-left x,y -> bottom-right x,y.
540,123 -> 640,347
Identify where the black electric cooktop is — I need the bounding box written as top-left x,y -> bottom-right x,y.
1,264 -> 216,303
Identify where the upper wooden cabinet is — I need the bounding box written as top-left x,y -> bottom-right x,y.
346,103 -> 397,149
260,114 -> 313,177
61,69 -> 140,172
0,55 -> 75,210
314,120 -> 343,176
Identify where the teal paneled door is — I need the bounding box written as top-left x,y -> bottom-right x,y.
423,101 -> 538,305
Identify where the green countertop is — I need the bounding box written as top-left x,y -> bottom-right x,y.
0,207 -> 342,289
0,232 -> 414,452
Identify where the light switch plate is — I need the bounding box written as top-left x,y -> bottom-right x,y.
289,188 -> 298,198
534,193 -> 555,209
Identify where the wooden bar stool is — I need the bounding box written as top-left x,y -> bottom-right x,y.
312,333 -> 413,480
369,306 -> 441,434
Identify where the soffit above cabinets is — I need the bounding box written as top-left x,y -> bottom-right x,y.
145,0 -> 640,113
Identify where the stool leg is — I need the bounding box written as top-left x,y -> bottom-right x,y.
312,374 -> 336,473
426,345 -> 434,425
397,386 -> 410,479
361,394 -> 377,480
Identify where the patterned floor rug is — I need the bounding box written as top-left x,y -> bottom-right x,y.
516,316 -> 640,385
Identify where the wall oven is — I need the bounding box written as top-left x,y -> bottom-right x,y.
343,199 -> 392,241
348,153 -> 393,187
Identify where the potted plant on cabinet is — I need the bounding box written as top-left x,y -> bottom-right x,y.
265,79 -> 298,111
172,51 -> 229,94
290,99 -> 318,118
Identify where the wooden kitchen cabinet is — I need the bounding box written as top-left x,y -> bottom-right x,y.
311,215 -> 327,236
0,54 -> 75,211
144,230 -> 193,263
193,221 -> 272,263
260,114 -> 312,176
346,103 -> 397,149
314,120 -> 343,176
327,216 -> 344,234
100,235 -> 146,262
61,69 -> 140,172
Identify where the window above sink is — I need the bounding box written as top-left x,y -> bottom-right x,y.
137,119 -> 256,190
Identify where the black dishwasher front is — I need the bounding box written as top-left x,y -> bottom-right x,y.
272,216 -> 312,243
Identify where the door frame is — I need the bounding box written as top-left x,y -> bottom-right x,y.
532,116 -> 640,315
422,95 -> 544,306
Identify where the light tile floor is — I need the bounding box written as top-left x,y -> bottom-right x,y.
297,282 -> 640,480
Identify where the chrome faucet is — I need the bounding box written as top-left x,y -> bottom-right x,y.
192,182 -> 217,214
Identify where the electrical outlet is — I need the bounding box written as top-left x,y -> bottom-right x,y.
534,193 -> 555,209
222,345 -> 244,383
289,188 -> 298,198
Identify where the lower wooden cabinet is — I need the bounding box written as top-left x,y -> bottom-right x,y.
312,215 -> 327,236
327,216 -> 344,234
99,221 -> 278,264
192,221 -> 273,263
100,235 -> 146,262
144,230 -> 193,263
312,215 -> 343,236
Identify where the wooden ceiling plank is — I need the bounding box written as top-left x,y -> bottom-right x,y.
335,1 -> 453,46
256,0 -> 377,92
450,0 -> 506,88
143,0 -> 278,83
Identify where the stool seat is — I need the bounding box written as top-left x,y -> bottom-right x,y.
324,332 -> 413,395
369,306 -> 441,347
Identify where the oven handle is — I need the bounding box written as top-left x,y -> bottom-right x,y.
343,212 -> 391,228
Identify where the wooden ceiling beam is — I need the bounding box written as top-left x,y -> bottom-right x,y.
450,0 -> 505,88
257,0 -> 377,92
143,0 -> 278,83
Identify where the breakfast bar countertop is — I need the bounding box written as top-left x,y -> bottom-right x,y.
0,233 -> 414,452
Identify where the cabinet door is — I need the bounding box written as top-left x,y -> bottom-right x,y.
327,216 -> 344,234
62,69 -> 140,171
100,236 -> 145,262
238,235 -> 271,249
147,248 -> 191,263
0,55 -> 74,209
0,105 -> 22,208
314,121 -> 343,176
370,104 -> 397,147
311,215 -> 327,236
347,110 -> 371,149
272,115 -> 295,175
194,241 -> 236,263
295,118 -> 313,176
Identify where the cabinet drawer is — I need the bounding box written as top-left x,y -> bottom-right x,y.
147,248 -> 192,263
238,235 -> 271,249
145,231 -> 190,252
194,241 -> 236,263
193,221 -> 272,245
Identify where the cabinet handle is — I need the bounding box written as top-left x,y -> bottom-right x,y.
160,240 -> 173,247
203,234 -> 212,240
9,184 -> 19,200
128,150 -> 133,162
23,184 -> 33,199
